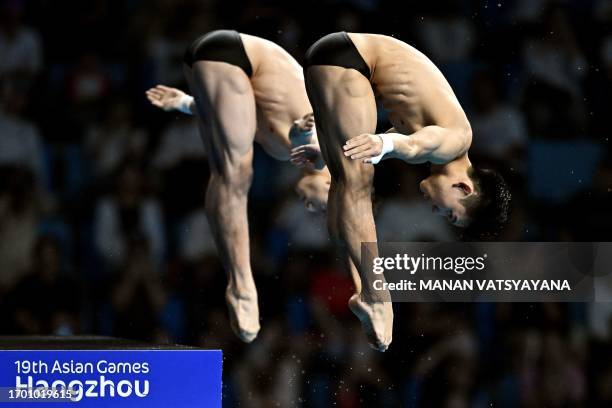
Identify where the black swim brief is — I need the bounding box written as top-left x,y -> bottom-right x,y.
303,32 -> 371,79
183,29 -> 253,77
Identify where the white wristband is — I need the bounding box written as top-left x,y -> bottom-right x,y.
177,95 -> 195,115
289,124 -> 315,148
370,134 -> 394,164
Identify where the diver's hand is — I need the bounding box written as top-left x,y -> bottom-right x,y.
294,112 -> 315,133
290,143 -> 323,170
290,113 -> 316,148
343,133 -> 383,163
146,85 -> 191,112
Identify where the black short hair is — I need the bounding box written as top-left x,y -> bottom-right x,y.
460,166 -> 512,240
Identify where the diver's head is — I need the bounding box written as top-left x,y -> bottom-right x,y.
420,156 -> 511,236
295,168 -> 331,214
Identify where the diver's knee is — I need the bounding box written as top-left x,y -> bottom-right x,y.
339,163 -> 374,192
224,158 -> 253,193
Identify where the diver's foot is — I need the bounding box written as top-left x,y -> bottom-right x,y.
348,293 -> 393,352
225,285 -> 260,343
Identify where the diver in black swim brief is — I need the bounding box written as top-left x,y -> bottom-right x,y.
304,32 -> 370,80
183,29 -> 253,77
145,30 -> 331,345
299,32 -> 511,352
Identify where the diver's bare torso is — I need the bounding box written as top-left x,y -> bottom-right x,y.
241,34 -> 312,153
348,33 -> 471,142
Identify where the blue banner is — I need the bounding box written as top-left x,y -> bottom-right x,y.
0,349 -> 222,407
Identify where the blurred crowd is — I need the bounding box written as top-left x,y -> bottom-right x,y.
1,0 -> 612,406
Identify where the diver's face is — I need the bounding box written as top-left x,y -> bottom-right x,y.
296,174 -> 330,214
420,174 -> 472,227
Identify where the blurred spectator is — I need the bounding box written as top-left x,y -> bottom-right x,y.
147,32 -> 187,90
376,168 -> 455,242
67,54 -> 111,105
416,2 -> 475,65
589,299 -> 612,343
94,162 -> 165,269
153,116 -> 208,222
66,53 -> 111,126
565,153 -> 612,240
521,4 -> 587,137
503,330 -> 585,407
0,79 -> 43,289
110,235 -> 167,341
539,333 -> 585,406
85,99 -> 148,180
595,356 -> 612,405
143,1 -> 208,86
335,8 -> 364,33
234,321 -> 304,407
273,197 -> 329,250
0,0 -> 42,77
512,0 -> 550,23
0,79 -> 45,184
310,263 -> 354,318
178,205 -> 216,262
377,200 -> 455,242
403,303 -> 477,407
153,116 -> 203,170
585,35 -> 612,139
337,333 -> 390,407
276,16 -> 303,55
594,0 -> 612,21
8,235 -> 80,335
0,168 -> 38,290
470,70 -> 527,168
